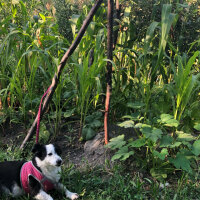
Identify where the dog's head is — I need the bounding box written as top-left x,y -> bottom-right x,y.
32,143 -> 62,167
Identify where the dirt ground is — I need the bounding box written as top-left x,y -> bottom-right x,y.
0,122 -> 136,168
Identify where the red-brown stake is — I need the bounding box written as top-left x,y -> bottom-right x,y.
104,0 -> 114,145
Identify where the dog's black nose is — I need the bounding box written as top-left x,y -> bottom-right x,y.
56,159 -> 62,166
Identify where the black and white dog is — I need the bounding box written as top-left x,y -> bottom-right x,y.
0,143 -> 79,200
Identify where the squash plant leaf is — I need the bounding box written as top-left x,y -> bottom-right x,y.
160,135 -> 173,147
160,114 -> 179,127
153,148 -> 169,161
127,102 -> 145,109
118,120 -> 134,128
192,140 -> 200,156
194,124 -> 200,131
151,128 -> 163,143
63,108 -> 75,118
107,135 -> 126,150
129,138 -> 146,148
82,127 -> 96,141
169,153 -> 192,173
141,127 -> 162,143
140,124 -> 152,135
111,146 -> 134,161
176,131 -> 195,142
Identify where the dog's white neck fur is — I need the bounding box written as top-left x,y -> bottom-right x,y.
35,157 -> 61,183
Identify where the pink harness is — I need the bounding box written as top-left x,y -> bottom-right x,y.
20,161 -> 55,193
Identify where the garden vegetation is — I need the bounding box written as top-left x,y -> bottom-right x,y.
0,0 -> 200,199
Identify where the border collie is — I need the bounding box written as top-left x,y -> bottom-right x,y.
0,143 -> 79,200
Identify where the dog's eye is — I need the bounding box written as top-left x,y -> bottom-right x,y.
48,153 -> 52,156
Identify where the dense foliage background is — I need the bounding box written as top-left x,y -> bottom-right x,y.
0,0 -> 200,195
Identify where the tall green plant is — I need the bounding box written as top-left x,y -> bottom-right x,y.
168,51 -> 200,120
72,49 -> 105,139
150,4 -> 176,86
0,0 -> 66,124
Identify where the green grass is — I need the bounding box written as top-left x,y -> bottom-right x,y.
1,156 -> 200,200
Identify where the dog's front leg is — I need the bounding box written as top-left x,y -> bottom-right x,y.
56,183 -> 79,200
34,190 -> 54,200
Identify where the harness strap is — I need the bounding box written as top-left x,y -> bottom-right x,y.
36,86 -> 51,143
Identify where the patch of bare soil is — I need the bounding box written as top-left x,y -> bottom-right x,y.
54,128 -> 112,169
53,124 -> 137,168
0,123 -> 26,149
0,123 -> 136,169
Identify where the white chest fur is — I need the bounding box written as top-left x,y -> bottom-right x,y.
35,157 -> 61,183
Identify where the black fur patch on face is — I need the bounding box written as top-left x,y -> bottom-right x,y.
53,144 -> 62,156
32,144 -> 47,161
54,144 -> 62,156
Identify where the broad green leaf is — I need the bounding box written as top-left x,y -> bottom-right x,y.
89,119 -> 101,128
192,140 -> 200,156
169,153 -> 192,173
129,138 -> 146,148
151,128 -> 163,142
169,142 -> 182,148
160,114 -> 173,122
63,109 -> 75,118
160,135 -> 173,147
107,135 -> 126,150
111,146 -> 134,161
127,102 -> 145,109
164,119 -> 179,127
160,114 -> 179,127
140,124 -> 152,135
194,124 -> 200,131
176,131 -> 195,142
153,148 -> 169,160
82,128 -> 96,141
144,128 -> 163,143
134,123 -> 143,128
122,113 -> 140,121
118,120 -> 134,128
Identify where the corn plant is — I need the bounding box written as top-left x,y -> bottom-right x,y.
67,6 -> 106,139
0,0 -> 66,124
167,51 -> 200,120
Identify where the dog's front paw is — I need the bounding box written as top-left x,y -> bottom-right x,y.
68,192 -> 79,200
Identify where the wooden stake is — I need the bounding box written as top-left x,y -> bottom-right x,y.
104,0 -> 114,145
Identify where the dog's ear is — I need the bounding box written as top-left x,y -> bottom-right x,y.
32,143 -> 43,154
54,144 -> 62,155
